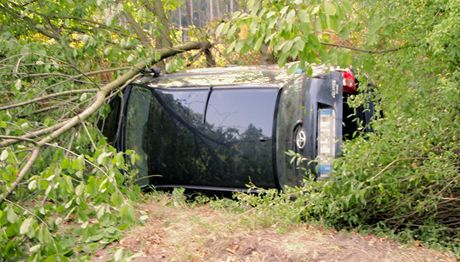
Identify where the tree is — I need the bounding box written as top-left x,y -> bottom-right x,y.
0,0 -> 211,259
0,0 -> 458,259
217,0 -> 459,248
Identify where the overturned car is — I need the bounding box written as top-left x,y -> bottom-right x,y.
102,65 -> 374,190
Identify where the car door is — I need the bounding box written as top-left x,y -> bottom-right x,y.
123,85 -> 210,188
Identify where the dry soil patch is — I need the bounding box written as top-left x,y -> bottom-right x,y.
94,201 -> 455,262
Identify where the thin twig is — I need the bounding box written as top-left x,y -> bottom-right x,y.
320,42 -> 408,54
369,157 -> 424,181
0,123 -> 66,147
13,55 -> 25,77
17,96 -> 79,118
65,131 -> 75,157
0,135 -> 37,144
80,120 -> 97,151
0,89 -> 97,111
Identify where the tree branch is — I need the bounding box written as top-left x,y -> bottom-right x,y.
320,42 -> 408,54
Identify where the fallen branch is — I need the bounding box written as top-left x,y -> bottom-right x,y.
0,41 -> 211,204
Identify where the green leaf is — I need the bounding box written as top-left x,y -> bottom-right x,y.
111,193 -> 123,207
29,244 -> 41,253
235,41 -> 244,53
323,2 -> 337,16
0,149 -> 8,161
298,9 -> 310,24
38,225 -> 52,243
86,233 -> 104,243
7,207 -> 18,223
72,155 -> 86,171
96,205 -> 106,219
215,23 -> 226,36
294,37 -> 306,51
227,24 -> 238,39
119,204 -> 135,223
342,0 -> 352,13
281,40 -> 294,55
114,248 -> 123,261
112,153 -> 125,168
97,152 -> 111,165
286,9 -> 296,23
326,15 -> 339,31
15,79 -> 22,90
254,37 -> 264,51
28,179 -> 37,191
20,217 -> 34,235
75,183 -> 85,196
287,63 -> 299,74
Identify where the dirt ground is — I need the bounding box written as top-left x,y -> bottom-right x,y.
94,200 -> 456,262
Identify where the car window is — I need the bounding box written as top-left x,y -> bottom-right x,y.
124,86 -> 209,187
205,88 -> 278,139
124,86 -> 153,187
156,88 -> 207,123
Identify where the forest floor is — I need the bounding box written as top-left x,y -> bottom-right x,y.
94,196 -> 456,262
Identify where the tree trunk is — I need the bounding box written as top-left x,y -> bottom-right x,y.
178,5 -> 183,28
144,0 -> 172,49
186,0 -> 194,26
216,0 -> 221,19
209,0 -> 214,21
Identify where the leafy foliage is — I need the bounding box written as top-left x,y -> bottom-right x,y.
0,0 -> 181,260
216,0 -> 355,72
220,0 -> 460,253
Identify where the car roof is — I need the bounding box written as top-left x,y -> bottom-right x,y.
135,64 -> 333,89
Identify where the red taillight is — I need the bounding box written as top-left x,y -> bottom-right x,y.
342,70 -> 357,94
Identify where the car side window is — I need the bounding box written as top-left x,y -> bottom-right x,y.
205,88 -> 278,140
155,89 -> 208,124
